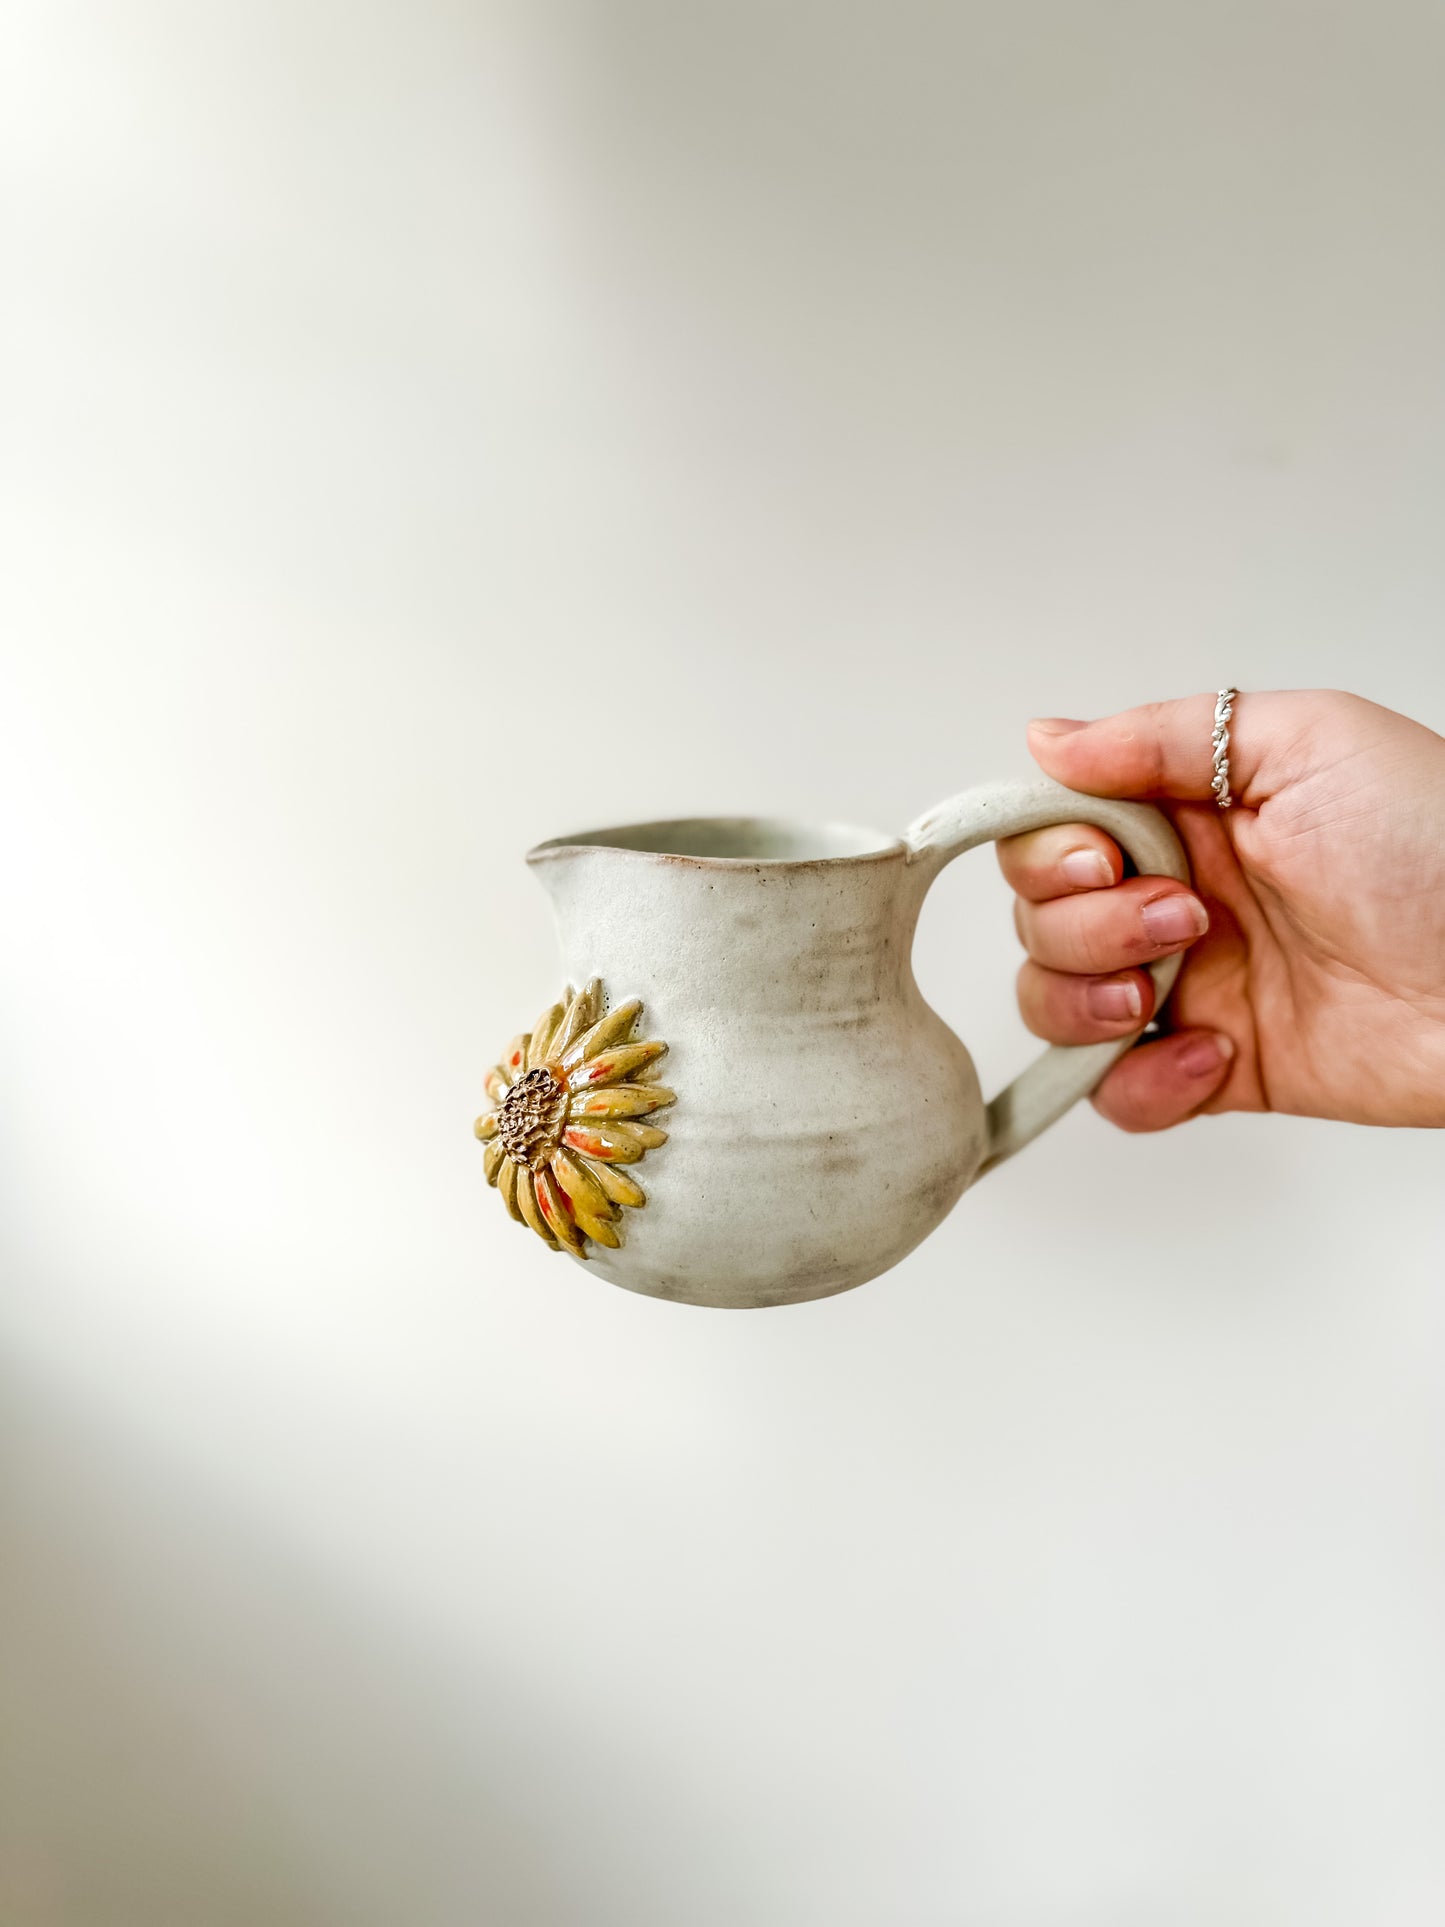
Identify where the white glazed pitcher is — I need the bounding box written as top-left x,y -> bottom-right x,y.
474,781 -> 1187,1308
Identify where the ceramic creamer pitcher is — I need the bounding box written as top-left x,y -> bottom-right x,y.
475,780 -> 1188,1308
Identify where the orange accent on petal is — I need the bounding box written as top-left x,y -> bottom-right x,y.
562,1122 -> 651,1164
515,1167 -> 558,1248
536,1166 -> 586,1256
578,1041 -> 667,1087
563,1126 -> 623,1162
559,999 -> 642,1072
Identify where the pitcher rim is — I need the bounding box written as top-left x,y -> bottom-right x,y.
525,813 -> 907,870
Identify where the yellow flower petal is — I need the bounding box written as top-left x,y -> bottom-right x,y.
498,1155 -> 525,1223
562,1120 -> 664,1164
559,999 -> 641,1070
475,1112 -> 500,1140
482,1139 -> 505,1184
551,1147 -> 622,1247
535,1166 -> 587,1257
527,1002 -> 565,1069
567,1040 -> 668,1090
587,1159 -> 646,1210
551,978 -> 603,1060
484,1067 -> 509,1105
515,1166 -> 559,1248
567,1083 -> 675,1121
551,1140 -> 620,1217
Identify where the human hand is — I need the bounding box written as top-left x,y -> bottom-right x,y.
998,690 -> 1445,1131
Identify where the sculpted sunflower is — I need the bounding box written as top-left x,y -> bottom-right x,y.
474,978 -> 673,1258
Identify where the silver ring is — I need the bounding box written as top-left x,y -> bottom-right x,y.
1211,688 -> 1238,808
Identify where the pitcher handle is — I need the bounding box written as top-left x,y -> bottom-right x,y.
903,778 -> 1190,1176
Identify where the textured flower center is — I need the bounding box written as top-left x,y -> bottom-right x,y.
498,1065 -> 568,1168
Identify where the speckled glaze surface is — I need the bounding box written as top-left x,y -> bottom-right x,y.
506,781 -> 1188,1309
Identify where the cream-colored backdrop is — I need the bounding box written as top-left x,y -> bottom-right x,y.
4,4 -> 1444,1922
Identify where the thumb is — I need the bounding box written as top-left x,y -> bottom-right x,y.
1027,690 -> 1283,804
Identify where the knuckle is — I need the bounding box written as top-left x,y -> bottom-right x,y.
1074,907 -> 1123,973
1092,1083 -> 1161,1133
1015,959 -> 1056,1037
1091,1054 -> 1173,1133
1144,702 -> 1172,793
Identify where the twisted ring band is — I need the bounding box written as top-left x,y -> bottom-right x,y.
1211,688 -> 1238,809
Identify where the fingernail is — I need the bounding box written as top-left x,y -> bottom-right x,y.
1029,717 -> 1089,736
1087,977 -> 1143,1022
1178,1031 -> 1235,1078
1141,892 -> 1209,945
1061,848 -> 1113,888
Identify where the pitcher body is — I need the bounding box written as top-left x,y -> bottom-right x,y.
529,820 -> 983,1308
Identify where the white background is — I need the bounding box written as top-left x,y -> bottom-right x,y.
4,4 -> 1444,1921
